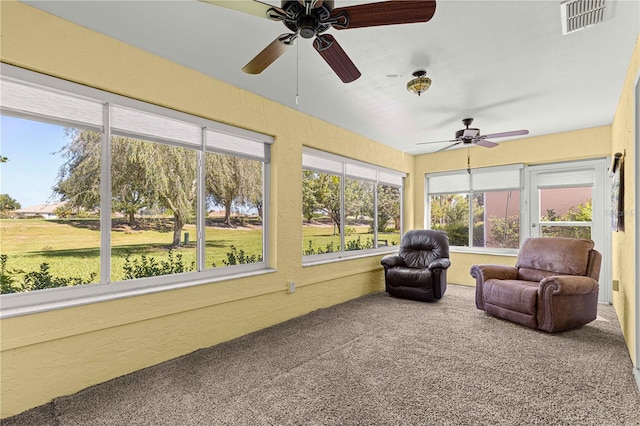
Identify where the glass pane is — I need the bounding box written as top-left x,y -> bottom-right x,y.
430,193 -> 470,247
204,152 -> 263,268
0,116 -> 100,293
344,178 -> 374,252
111,137 -> 197,281
377,184 -> 401,247
541,225 -> 591,239
302,170 -> 341,255
539,187 -> 592,222
474,190 -> 520,249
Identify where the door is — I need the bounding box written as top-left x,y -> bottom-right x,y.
527,160 -> 611,303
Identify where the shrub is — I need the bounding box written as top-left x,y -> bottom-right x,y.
123,249 -> 194,279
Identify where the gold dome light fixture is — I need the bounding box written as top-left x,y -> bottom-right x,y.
407,70 -> 431,96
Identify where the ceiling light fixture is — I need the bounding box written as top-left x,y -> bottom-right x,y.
407,70 -> 431,96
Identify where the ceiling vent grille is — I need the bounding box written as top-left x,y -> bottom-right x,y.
561,0 -> 612,35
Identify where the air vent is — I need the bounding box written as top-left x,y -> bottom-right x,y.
561,0 -> 612,35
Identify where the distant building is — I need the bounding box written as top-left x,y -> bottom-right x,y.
14,202 -> 66,219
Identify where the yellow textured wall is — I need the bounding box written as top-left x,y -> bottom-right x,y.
0,1 -> 414,418
611,33 -> 640,365
414,126 -> 612,286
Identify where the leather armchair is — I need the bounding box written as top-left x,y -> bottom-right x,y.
381,230 -> 450,302
471,237 -> 601,333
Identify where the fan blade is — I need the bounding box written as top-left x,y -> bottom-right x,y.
242,34 -> 295,74
199,0 -> 287,20
433,141 -> 462,153
482,129 -> 529,139
416,139 -> 457,145
313,35 -> 361,83
330,0 -> 436,30
475,139 -> 499,148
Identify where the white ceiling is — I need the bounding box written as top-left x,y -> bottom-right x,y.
22,0 -> 640,153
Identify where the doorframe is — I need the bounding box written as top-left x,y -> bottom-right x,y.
524,159 -> 612,304
633,68 -> 639,390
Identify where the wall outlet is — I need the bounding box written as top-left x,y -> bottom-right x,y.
288,282 -> 296,293
612,279 -> 619,292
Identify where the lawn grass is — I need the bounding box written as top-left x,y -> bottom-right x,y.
1,218 -> 400,286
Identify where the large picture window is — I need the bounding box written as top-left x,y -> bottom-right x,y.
426,165 -> 523,251
302,148 -> 404,262
0,65 -> 271,311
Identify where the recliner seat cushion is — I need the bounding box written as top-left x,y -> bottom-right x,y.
385,267 -> 432,288
483,279 -> 538,315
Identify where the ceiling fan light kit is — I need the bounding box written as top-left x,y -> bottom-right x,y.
407,70 -> 431,96
201,0 -> 437,83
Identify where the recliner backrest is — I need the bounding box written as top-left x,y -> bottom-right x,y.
515,237 -> 598,282
399,230 -> 449,269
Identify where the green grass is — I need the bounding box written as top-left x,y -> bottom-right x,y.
301,224 -> 400,254
1,219 -> 263,283
1,219 -> 400,288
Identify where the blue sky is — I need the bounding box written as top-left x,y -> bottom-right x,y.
1,115 -> 67,208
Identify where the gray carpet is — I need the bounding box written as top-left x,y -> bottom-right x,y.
4,284 -> 640,425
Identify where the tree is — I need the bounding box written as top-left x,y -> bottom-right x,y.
0,194 -> 21,211
54,129 -> 102,211
143,143 -> 197,247
376,185 -> 400,232
302,171 -> 341,233
206,153 -> 262,225
56,130 -> 198,246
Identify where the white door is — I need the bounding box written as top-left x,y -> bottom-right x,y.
527,160 -> 611,303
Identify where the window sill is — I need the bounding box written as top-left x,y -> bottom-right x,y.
449,246 -> 518,257
302,247 -> 398,267
0,268 -> 277,319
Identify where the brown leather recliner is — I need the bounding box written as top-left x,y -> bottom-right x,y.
381,230 -> 450,302
470,237 -> 601,333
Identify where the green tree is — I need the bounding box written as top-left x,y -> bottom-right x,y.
55,130 -> 198,247
206,153 -> 262,225
0,194 -> 21,211
302,171 -> 341,233
376,185 -> 400,232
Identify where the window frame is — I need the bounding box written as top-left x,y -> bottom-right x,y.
302,147 -> 405,265
424,164 -> 524,255
0,64 -> 273,318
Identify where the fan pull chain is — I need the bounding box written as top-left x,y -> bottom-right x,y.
467,148 -> 471,174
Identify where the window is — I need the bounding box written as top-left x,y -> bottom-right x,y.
302,148 -> 404,261
0,65 -> 272,309
426,165 -> 523,251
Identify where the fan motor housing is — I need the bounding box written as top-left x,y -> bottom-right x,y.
282,1 -> 334,37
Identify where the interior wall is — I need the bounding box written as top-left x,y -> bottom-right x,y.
414,125 -> 612,286
0,2 -> 414,418
610,32 -> 640,366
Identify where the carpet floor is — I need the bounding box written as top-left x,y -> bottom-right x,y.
4,284 -> 640,425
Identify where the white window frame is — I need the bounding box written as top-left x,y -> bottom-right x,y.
425,164 -> 524,255
0,64 -> 274,318
302,147 -> 405,265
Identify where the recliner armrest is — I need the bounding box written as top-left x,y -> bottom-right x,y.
470,264 -> 518,282
470,264 -> 519,310
428,258 -> 451,270
539,275 -> 599,296
381,255 -> 404,268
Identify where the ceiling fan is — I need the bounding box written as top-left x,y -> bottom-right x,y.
417,118 -> 529,153
200,0 -> 437,83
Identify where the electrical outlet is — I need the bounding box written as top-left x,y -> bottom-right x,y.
288,282 -> 296,293
612,280 -> 619,292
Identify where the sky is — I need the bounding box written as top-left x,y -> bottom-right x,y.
1,115 -> 68,208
